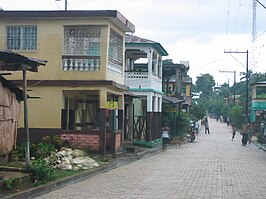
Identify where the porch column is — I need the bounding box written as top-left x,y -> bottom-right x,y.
146,94 -> 153,141
153,96 -> 161,139
99,90 -> 107,155
147,48 -> 153,76
154,52 -> 158,76
118,95 -> 124,145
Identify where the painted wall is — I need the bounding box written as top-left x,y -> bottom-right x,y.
0,18 -> 125,85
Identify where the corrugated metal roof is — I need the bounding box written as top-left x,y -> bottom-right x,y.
0,75 -> 24,101
162,95 -> 184,104
126,34 -> 168,56
0,50 -> 47,72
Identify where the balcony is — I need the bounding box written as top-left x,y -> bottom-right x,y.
124,70 -> 161,91
125,71 -> 149,79
62,55 -> 100,71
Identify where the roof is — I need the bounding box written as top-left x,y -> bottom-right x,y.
125,34 -> 168,56
162,95 -> 185,104
0,10 -> 135,32
163,65 -> 188,78
250,81 -> 266,86
0,75 -> 24,101
0,50 -> 47,72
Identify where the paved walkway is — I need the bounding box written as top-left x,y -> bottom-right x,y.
35,119 -> 266,199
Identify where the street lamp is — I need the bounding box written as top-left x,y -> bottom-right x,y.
55,0 -> 68,10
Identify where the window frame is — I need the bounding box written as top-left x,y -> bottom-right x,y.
108,29 -> 123,67
6,25 -> 37,51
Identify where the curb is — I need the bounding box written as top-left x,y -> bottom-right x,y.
2,147 -> 162,199
252,142 -> 266,152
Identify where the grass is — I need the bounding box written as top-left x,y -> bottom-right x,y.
0,154 -> 109,196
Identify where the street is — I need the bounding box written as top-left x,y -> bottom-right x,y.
36,119 -> 266,199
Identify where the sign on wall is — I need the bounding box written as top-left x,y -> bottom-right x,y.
105,101 -> 117,109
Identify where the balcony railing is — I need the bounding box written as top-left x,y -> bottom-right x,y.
125,71 -> 149,79
62,55 -> 100,71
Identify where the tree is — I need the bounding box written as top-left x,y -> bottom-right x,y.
228,105 -> 243,129
195,74 -> 215,101
250,72 -> 266,84
190,101 -> 206,121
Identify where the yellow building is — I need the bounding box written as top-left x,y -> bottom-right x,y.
0,10 -> 135,154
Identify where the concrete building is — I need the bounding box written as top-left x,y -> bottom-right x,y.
0,10 -> 135,154
125,34 -> 168,141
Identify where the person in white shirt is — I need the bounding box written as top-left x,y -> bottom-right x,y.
161,123 -> 170,151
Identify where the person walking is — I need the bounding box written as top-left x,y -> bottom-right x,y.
161,123 -> 170,151
231,124 -> 237,141
204,118 -> 210,134
247,123 -> 253,144
241,124 -> 249,146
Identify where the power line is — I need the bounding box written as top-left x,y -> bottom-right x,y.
256,0 -> 266,10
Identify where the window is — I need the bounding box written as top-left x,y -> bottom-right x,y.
63,25 -> 101,56
108,29 -> 123,66
6,25 -> 37,50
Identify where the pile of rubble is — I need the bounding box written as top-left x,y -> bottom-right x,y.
46,147 -> 99,171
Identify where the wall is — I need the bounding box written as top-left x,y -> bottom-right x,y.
0,18 -> 125,85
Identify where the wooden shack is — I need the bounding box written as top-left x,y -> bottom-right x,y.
0,50 -> 46,164
0,75 -> 23,163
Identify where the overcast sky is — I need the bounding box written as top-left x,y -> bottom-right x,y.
1,0 -> 266,86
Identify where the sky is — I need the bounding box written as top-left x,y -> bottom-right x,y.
1,0 -> 266,86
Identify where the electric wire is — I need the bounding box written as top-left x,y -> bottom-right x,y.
234,0 -> 241,34
242,0 -> 252,33
226,0 -> 231,35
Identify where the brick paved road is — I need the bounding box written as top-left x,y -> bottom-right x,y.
37,119 -> 266,199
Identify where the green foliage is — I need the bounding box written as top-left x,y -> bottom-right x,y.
42,136 -> 52,144
256,133 -> 265,144
14,142 -> 38,161
36,143 -> 56,159
250,72 -> 266,84
3,178 -> 16,190
228,105 -> 243,129
15,135 -> 71,161
52,135 -> 63,150
195,73 -> 215,100
191,102 -> 206,121
31,159 -> 55,184
176,112 -> 190,136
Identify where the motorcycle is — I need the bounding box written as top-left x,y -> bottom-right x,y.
187,127 -> 196,142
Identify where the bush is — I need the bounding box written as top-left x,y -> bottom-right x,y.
31,159 -> 55,184
14,142 -> 38,161
176,112 -> 190,136
257,133 -> 265,144
228,105 -> 243,129
36,143 -> 56,159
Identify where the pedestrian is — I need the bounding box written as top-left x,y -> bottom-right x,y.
230,124 -> 236,141
240,124 -> 249,146
261,122 -> 265,135
204,118 -> 210,134
247,123 -> 253,144
194,121 -> 199,135
227,117 -> 230,126
161,123 -> 170,151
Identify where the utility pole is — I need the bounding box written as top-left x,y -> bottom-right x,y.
224,50 -> 249,123
219,70 -> 236,106
55,0 -> 68,10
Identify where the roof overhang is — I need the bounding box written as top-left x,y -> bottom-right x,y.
0,50 -> 47,72
0,10 -> 135,33
162,95 -> 185,104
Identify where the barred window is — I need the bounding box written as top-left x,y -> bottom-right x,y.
108,29 -> 123,66
6,25 -> 37,50
63,25 -> 101,56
